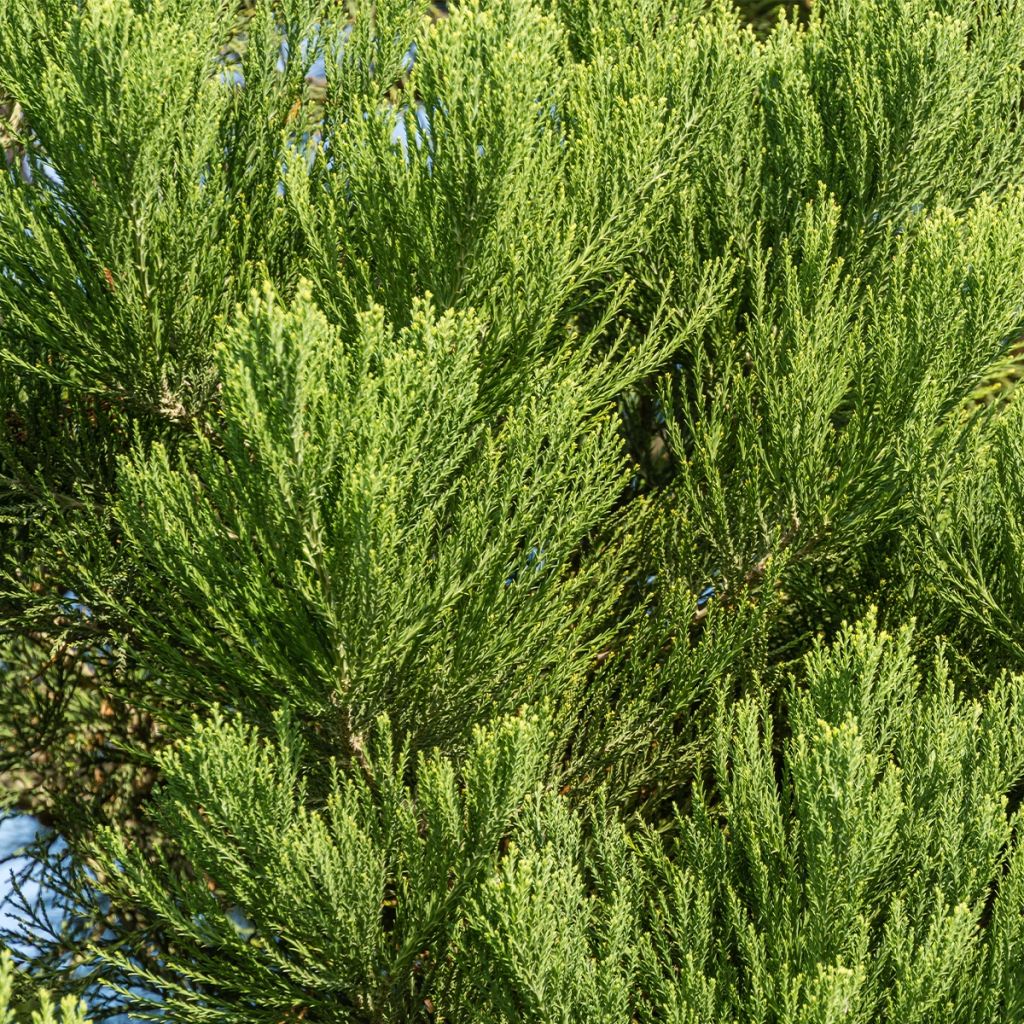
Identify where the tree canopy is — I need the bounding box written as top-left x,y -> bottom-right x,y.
3,0 -> 1024,1020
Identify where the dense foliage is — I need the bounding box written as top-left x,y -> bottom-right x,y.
0,950 -> 90,1024
3,0 -> 1024,1019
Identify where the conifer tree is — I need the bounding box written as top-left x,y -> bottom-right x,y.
2,0 -> 1024,1020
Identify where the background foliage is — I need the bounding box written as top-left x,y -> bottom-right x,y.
2,0 -> 1024,1019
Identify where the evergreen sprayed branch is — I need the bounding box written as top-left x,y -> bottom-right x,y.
85,619 -> 1024,1022
1,0 -> 1024,1020
0,949 -> 91,1024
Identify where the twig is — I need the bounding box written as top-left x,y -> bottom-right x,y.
692,512 -> 802,624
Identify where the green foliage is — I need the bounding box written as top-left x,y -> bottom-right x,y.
0,950 -> 90,1024
655,616 -> 1024,1023
73,282 -> 673,757
2,0 -> 1024,1019
85,618 -> 1024,1022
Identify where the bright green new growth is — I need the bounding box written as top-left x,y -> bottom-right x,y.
2,0 -> 1024,1020
0,951 -> 90,1024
